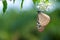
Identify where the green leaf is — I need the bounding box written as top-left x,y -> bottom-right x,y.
2,0 -> 7,14
37,0 -> 40,3
33,0 -> 37,4
44,0 -> 49,3
45,0 -> 48,2
33,0 -> 40,4
21,0 -> 24,9
13,0 -> 15,3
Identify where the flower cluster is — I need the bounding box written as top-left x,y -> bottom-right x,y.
36,1 -> 52,11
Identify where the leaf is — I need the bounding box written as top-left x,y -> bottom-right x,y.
33,0 -> 37,4
2,0 -> 7,14
13,0 -> 15,3
45,0 -> 48,2
21,0 -> 24,9
36,0 -> 41,3
33,0 -> 41,4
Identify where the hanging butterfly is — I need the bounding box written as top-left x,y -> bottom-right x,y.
37,11 -> 50,32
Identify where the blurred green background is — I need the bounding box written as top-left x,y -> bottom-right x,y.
0,0 -> 60,40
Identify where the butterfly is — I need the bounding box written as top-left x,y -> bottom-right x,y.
37,11 -> 50,32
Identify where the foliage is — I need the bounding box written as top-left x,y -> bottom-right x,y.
21,0 -> 24,9
2,0 -> 7,14
2,0 -> 49,14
